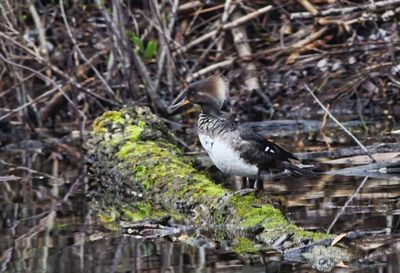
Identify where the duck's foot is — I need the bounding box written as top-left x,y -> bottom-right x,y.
234,188 -> 255,196
253,173 -> 274,203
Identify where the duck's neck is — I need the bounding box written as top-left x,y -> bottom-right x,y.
200,100 -> 222,117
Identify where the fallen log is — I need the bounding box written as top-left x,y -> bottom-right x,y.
84,106 -> 350,271
327,157 -> 400,177
296,142 -> 400,160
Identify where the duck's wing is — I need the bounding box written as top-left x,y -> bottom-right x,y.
238,123 -> 298,162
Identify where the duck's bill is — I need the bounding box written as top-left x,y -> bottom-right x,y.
168,91 -> 191,113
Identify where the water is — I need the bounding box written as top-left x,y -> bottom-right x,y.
1,134 -> 400,272
266,175 -> 400,234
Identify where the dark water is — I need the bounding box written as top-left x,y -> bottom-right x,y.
2,171 -> 400,272
1,135 -> 400,272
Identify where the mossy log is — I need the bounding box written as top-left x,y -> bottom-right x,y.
85,106 -> 350,272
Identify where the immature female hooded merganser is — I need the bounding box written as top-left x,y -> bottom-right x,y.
168,75 -> 313,189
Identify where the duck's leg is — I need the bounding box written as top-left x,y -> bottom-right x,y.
253,170 -> 264,192
235,177 -> 255,195
241,177 -> 249,189
248,177 -> 255,189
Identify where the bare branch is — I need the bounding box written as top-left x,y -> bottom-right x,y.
176,5 -> 273,54
59,0 -> 117,99
291,0 -> 400,19
305,84 -> 376,163
327,176 -> 369,234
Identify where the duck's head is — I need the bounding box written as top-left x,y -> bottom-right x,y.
168,75 -> 228,114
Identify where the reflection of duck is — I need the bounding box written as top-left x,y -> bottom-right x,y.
169,75 -> 314,189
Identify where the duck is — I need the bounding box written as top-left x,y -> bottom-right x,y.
168,75 -> 314,190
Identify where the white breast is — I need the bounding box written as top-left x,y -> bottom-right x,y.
198,133 -> 258,177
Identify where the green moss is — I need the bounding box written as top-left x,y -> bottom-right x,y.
110,133 -> 123,146
191,177 -> 225,198
97,201 -> 184,227
230,194 -> 287,229
93,109 -> 199,197
99,209 -> 117,223
52,223 -> 69,231
98,210 -> 120,231
122,207 -> 148,222
137,120 -> 146,128
115,134 -> 216,197
93,111 -> 125,133
122,202 -> 158,221
125,125 -> 144,141
233,237 -> 258,254
90,106 -> 335,257
230,193 -> 330,241
291,226 -> 331,242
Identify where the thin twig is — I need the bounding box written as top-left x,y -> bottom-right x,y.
305,84 -> 375,163
320,103 -> 332,151
150,0 -> 172,93
296,0 -> 319,15
0,31 -> 118,106
132,49 -> 167,113
0,51 -> 87,121
28,0 -> 49,58
186,58 -> 234,82
0,1 -> 16,31
284,27 -> 328,52
176,5 -> 273,54
178,1 -> 202,12
0,69 -> 43,100
188,32 -> 225,75
256,26 -> 329,58
95,0 -> 135,98
0,85 -> 59,122
327,176 -> 369,233
291,0 -> 400,19
59,0 -> 117,99
223,5 -> 273,29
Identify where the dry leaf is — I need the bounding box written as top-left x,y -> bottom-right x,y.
331,232 -> 347,246
286,51 -> 299,64
336,261 -> 349,268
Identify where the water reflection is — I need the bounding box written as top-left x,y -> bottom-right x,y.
3,230 -> 400,273
1,146 -> 400,272
264,175 -> 400,234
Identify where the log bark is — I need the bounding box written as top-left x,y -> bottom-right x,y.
84,106 -> 350,271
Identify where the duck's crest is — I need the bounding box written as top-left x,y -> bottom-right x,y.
207,74 -> 229,103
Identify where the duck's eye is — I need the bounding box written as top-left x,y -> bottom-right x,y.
187,87 -> 196,96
